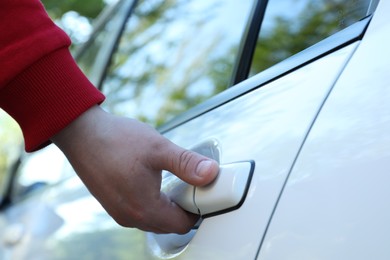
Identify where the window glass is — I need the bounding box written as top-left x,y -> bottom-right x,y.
102,0 -> 254,126
76,0 -> 124,85
250,0 -> 373,76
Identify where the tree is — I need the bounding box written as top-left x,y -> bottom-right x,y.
42,0 -> 105,20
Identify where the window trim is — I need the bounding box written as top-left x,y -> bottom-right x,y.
230,0 -> 269,86
159,16 -> 372,134
74,0 -> 138,90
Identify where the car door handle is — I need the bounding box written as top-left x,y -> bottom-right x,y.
163,161 -> 254,217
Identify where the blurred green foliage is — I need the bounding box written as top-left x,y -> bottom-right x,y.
41,0 -> 105,20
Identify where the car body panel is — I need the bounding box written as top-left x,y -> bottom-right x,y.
155,43 -> 358,260
257,1 -> 390,259
0,40 -> 357,259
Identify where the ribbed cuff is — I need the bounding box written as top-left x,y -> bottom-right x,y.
0,48 -> 105,152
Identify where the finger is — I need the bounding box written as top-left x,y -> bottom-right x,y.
149,140 -> 219,186
104,190 -> 196,234
147,192 -> 200,234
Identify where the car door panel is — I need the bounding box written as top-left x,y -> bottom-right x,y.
0,42 -> 358,259
256,1 -> 390,258
147,43 -> 360,259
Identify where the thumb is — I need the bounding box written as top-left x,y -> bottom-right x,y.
151,140 -> 219,186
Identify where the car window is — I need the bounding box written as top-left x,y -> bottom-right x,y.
249,0 -> 377,76
101,0 -> 255,126
76,0 -> 127,86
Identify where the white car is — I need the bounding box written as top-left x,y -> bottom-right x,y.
1,0 -> 388,259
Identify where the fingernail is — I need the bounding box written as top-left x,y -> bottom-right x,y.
196,160 -> 213,178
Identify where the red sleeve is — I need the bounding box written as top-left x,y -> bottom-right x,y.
0,0 -> 105,152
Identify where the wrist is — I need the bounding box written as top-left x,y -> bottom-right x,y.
51,105 -> 108,154
0,48 -> 105,152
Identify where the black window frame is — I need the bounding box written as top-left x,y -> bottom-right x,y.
74,0 -> 138,90
230,0 -> 269,86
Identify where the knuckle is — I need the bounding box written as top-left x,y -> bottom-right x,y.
112,207 -> 146,228
115,217 -> 132,228
176,150 -> 194,173
175,224 -> 192,235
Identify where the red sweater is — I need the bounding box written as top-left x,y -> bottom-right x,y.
0,0 -> 105,152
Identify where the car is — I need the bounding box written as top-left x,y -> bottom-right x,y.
0,0 -> 388,259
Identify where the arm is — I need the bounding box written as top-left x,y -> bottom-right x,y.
0,0 -> 105,151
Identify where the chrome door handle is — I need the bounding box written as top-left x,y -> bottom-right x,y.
162,161 -> 255,217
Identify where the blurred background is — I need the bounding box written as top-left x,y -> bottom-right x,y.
0,0 -> 113,185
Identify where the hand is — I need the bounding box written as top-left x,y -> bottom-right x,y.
51,105 -> 219,234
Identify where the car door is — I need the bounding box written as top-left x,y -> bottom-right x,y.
0,0 -> 376,259
151,45 -> 360,259
90,0 -> 372,259
257,1 -> 390,259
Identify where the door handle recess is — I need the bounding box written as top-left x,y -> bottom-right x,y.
162,161 -> 255,217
